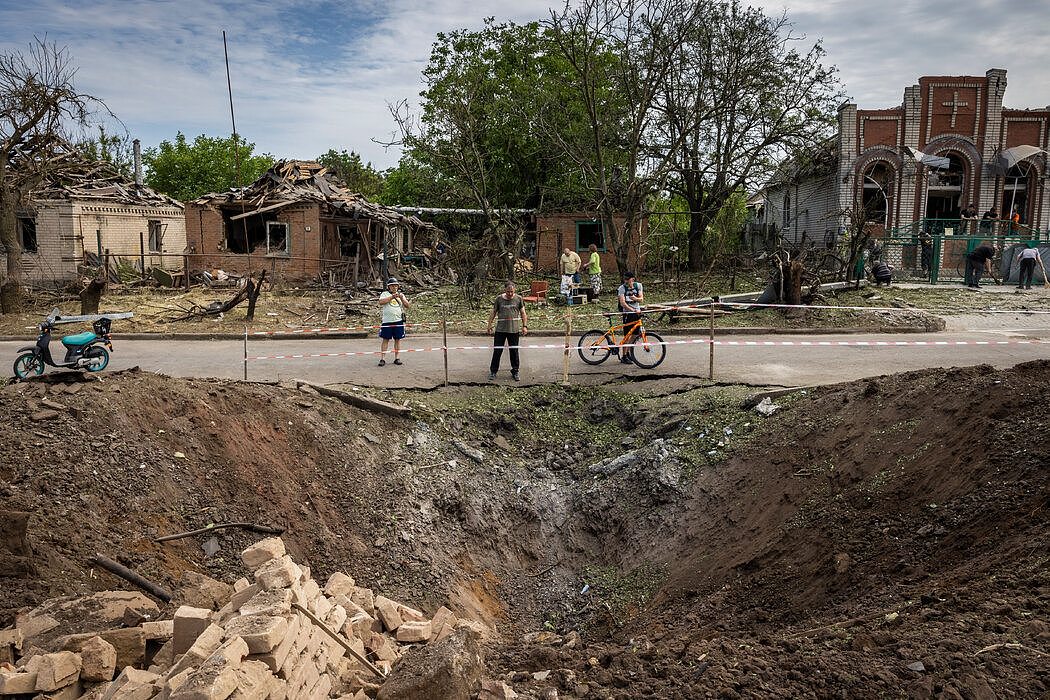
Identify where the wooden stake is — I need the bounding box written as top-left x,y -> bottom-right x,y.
562,308 -> 572,386
441,307 -> 449,387
292,603 -> 386,678
243,326 -> 248,381
708,299 -> 716,380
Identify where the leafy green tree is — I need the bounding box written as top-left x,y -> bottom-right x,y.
316,149 -> 383,199
142,132 -> 274,202
76,125 -> 133,176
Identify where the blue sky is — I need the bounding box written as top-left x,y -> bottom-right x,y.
2,0 -> 1048,171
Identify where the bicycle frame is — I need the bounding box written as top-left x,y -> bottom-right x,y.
602,316 -> 644,349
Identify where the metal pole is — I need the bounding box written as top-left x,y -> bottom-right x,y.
243,326 -> 248,381
562,308 -> 572,386
441,308 -> 449,388
139,232 -> 146,273
96,230 -> 102,259
708,297 -> 717,380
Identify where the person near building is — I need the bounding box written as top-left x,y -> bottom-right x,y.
919,231 -> 934,276
617,271 -> 644,364
586,243 -> 602,299
486,281 -> 528,381
559,247 -> 582,305
871,259 -> 894,286
1016,243 -> 1044,290
377,277 -> 410,366
980,207 -> 998,235
964,243 -> 996,289
960,202 -> 978,235
1010,207 -> 1022,234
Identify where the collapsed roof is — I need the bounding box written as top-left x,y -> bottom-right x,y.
25,149 -> 183,208
192,160 -> 437,232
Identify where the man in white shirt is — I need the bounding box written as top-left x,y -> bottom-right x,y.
377,277 -> 410,366
559,247 -> 582,305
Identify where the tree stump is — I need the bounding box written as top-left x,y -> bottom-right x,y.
80,277 -> 107,314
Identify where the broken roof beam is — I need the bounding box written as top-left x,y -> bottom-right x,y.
228,200 -> 297,221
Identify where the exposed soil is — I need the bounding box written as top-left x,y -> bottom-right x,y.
1,363 -> 1047,698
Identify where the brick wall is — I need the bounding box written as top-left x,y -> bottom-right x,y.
534,213 -> 646,275
72,201 -> 186,272
186,203 -> 326,281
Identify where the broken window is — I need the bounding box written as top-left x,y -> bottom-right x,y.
338,226 -> 359,258
266,222 -> 289,255
575,221 -> 605,251
223,210 -> 283,255
862,162 -> 892,224
148,220 -> 163,252
782,194 -> 790,228
17,217 -> 37,253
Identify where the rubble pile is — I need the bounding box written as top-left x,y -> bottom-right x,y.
0,537 -> 478,699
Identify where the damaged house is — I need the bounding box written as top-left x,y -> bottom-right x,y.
185,160 -> 439,283
2,154 -> 186,285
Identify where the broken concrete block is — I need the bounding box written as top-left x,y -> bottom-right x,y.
175,572 -> 235,612
0,628 -> 23,665
166,624 -> 224,678
300,580 -> 321,603
0,669 -> 38,694
229,659 -> 276,700
80,635 -> 118,683
395,621 -> 432,644
102,668 -> 161,700
323,573 -> 355,598
169,660 -> 239,700
395,603 -> 425,623
430,606 -> 459,642
346,612 -> 379,640
303,673 -> 331,700
254,556 -> 302,592
161,667 -> 195,696
479,679 -> 518,699
223,616 -> 289,654
229,584 -> 262,612
173,606 -> 214,655
348,588 -> 375,617
232,578 -> 250,593
143,620 -> 175,641
372,597 -> 402,632
365,632 -> 397,662
33,650 -> 82,691
239,589 -> 293,618
310,595 -> 332,620
324,605 -> 347,635
149,639 -> 175,674
240,539 -> 286,570
243,612 -> 298,676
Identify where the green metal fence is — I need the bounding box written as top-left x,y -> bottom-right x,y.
879,218 -> 1046,284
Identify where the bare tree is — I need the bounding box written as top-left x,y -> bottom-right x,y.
544,0 -> 700,274
0,38 -> 105,310
657,1 -> 842,271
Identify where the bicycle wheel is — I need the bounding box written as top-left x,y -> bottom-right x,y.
577,329 -> 612,365
13,353 -> 43,379
630,330 -> 666,369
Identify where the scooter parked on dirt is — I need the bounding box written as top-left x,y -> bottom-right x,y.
13,316 -> 115,378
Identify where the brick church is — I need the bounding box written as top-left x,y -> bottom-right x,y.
761,69 -> 1049,245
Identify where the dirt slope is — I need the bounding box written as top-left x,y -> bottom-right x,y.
1,364 -> 1047,698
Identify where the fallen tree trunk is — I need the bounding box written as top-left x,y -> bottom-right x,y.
294,379 -> 411,417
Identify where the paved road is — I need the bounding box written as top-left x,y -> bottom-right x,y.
4,328 -> 1049,389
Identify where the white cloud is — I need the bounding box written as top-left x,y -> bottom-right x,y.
2,0 -> 1048,172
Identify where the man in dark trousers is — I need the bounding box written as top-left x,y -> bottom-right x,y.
964,242 -> 997,289
487,281 -> 528,381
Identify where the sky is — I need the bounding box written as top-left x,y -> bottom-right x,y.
1,0 -> 1048,171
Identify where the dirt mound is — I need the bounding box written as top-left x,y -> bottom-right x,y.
1,364 -> 1047,698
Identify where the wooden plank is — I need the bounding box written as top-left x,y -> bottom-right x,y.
294,380 -> 411,417
228,200 -> 296,221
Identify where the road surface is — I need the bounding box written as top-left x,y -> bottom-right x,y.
4,328 -> 1049,389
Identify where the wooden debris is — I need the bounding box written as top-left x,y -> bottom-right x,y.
293,380 -> 411,417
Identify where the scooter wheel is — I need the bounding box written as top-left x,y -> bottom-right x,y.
83,346 -> 110,372
13,353 -> 44,379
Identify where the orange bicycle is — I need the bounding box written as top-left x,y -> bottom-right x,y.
577,314 -> 667,369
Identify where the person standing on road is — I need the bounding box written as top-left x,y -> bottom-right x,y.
1016,243 -> 1044,290
377,277 -> 410,366
487,281 -> 528,381
964,243 -> 996,289
586,243 -> 602,299
560,247 -> 582,305
617,271 -> 644,364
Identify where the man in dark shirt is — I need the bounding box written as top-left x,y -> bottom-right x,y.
486,281 -> 528,381
964,243 -> 996,289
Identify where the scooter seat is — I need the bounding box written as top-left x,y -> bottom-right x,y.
61,331 -> 98,347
